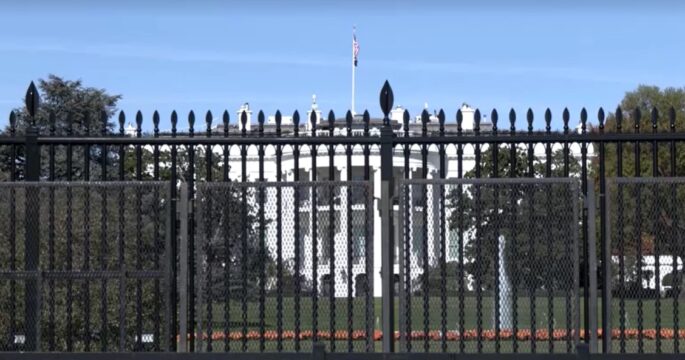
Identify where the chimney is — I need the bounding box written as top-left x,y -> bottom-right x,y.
460,103 -> 475,131
390,105 -> 405,123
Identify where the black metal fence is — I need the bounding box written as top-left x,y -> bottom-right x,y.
0,182 -> 172,352
193,181 -> 375,353
2,81 -> 685,356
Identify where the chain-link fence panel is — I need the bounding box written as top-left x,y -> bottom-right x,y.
195,181 -> 374,353
607,177 -> 685,354
398,178 -> 580,354
0,182 -> 172,352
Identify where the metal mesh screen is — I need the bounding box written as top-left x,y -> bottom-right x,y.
398,178 -> 580,354
0,182 -> 171,352
607,177 -> 685,354
195,181 -> 374,353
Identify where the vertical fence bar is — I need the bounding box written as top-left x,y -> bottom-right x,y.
573,180 -> 581,349
651,108 -> 661,354
420,109 -> 429,353
240,110 -> 248,352
204,112 -> 213,353
48,112 -> 56,351
24,125 -> 40,351
100,111 -> 109,352
456,110 -> 465,354
170,111 -> 179,352
153,112 -> 162,351
379,81 -> 395,353
633,108 -> 644,354
615,107 -> 625,354
83,113 -> 92,352
492,110 -> 501,354
68,113 -> 76,351
563,109 -> 573,353
275,111 -> 284,353
526,109 -> 536,354
400,110 -> 411,353
164,183 -> 173,352
580,109 -> 589,346
178,183 -> 189,352
187,112 -> 196,352
135,112 -> 144,351
362,110 -> 372,353
397,169 -> 407,353
670,107 -> 679,353
293,111 -> 302,352
222,111 -> 231,353
345,111 -> 354,353
598,109 -> 611,354
544,109 -> 553,354
327,111 -> 336,353
438,110 -> 447,353
257,111 -> 266,352
475,109 -> 483,354
365,173 -> 375,354
8,112 -> 17,350
587,182 -> 598,353
508,109 -> 519,354
310,110 -> 319,346
116,113 -> 126,352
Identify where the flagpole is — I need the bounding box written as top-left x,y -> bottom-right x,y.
351,28 -> 356,116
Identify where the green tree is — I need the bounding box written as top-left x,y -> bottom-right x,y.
0,76 -> 277,349
446,146 -> 582,292
592,85 -> 685,295
0,75 -> 122,181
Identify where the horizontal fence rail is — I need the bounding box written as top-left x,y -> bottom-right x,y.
1,81 -> 685,356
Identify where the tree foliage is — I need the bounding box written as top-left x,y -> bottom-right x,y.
446,146 -> 582,292
592,85 -> 685,295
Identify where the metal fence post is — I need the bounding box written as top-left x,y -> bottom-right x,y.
24,82 -> 41,351
379,81 -> 395,352
587,184 -> 598,353
312,342 -> 326,360
178,183 -> 189,352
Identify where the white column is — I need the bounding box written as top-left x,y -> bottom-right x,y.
373,166 -> 383,298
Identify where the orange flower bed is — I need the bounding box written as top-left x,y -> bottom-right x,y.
181,328 -> 685,341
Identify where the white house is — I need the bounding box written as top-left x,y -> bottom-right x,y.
123,96 -> 599,298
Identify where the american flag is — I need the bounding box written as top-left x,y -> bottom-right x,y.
353,33 -> 359,67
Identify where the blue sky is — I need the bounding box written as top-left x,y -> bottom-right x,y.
1,0 -> 684,130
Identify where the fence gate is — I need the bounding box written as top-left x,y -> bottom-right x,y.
397,178 -> 581,354
605,177 -> 685,354
192,181 -> 375,353
0,182 -> 173,352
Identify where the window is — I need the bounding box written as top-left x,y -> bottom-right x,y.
316,168 -> 341,206
354,274 -> 368,297
412,211 -> 425,267
350,167 -> 369,205
295,212 -> 310,259
321,274 -> 333,297
351,210 -> 367,264
318,210 -> 340,264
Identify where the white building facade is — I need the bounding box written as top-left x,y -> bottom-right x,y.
206,97 -> 594,297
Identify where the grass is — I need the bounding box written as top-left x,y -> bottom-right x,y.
190,296 -> 685,353
197,296 -> 685,331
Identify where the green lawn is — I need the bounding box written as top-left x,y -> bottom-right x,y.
191,296 -> 685,353
194,339 -> 682,353
197,296 -> 685,331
